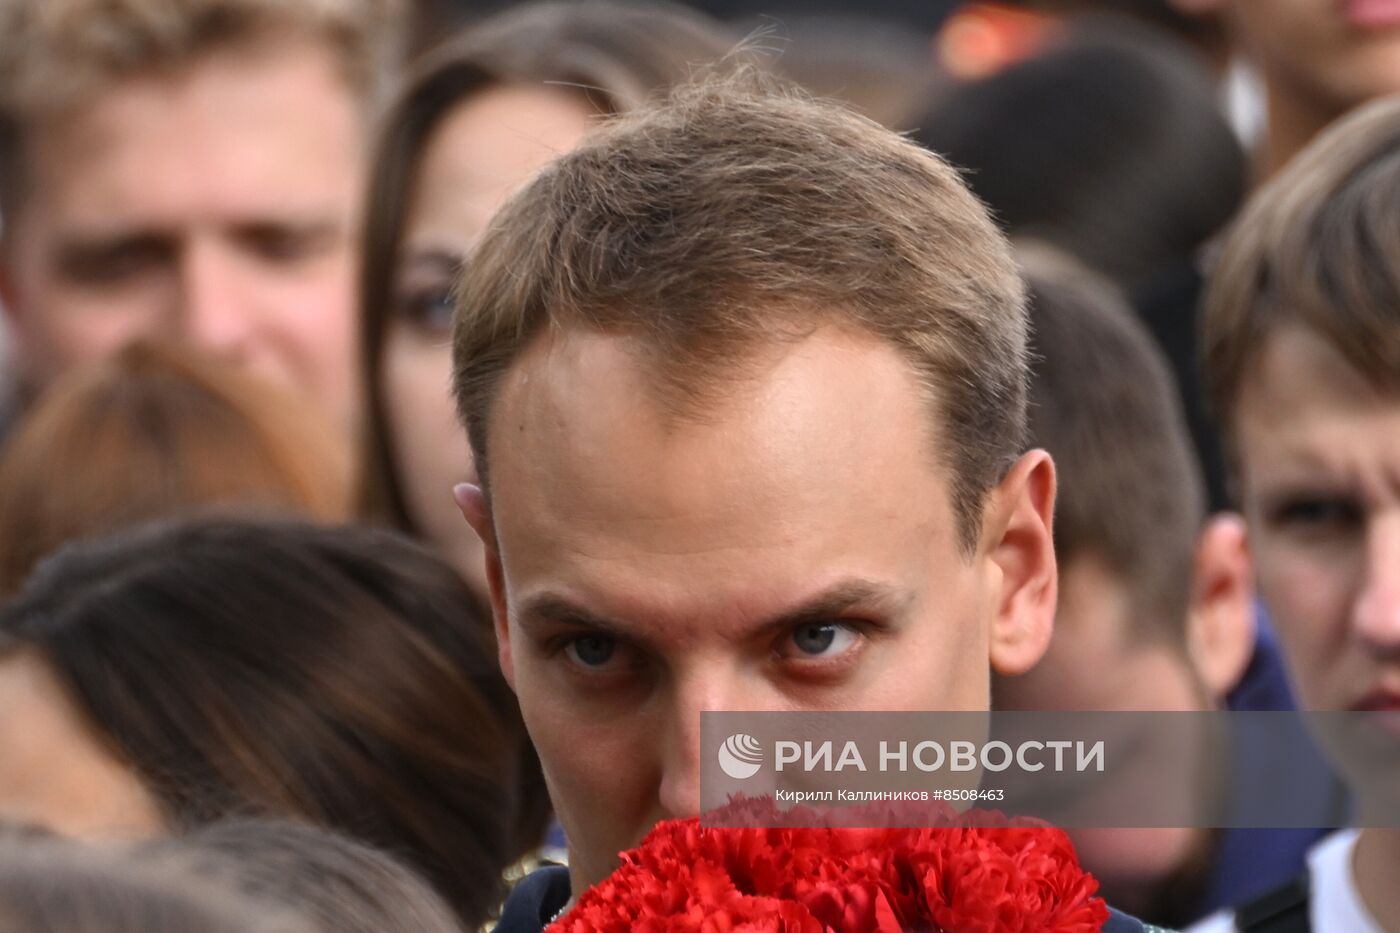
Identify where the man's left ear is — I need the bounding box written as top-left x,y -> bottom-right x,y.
454,483 -> 516,692
1186,512 -> 1256,699
985,449 -> 1057,677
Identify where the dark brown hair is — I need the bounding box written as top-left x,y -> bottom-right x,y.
1022,247 -> 1204,640
913,21 -> 1244,293
451,71 -> 1028,551
356,0 -> 736,530
1202,95 -> 1400,447
0,517 -> 534,929
0,342 -> 350,595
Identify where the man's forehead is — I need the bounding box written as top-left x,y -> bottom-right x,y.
1238,327 -> 1399,435
495,325 -> 934,466
484,325 -> 954,560
17,41 -> 360,217
1236,326 -> 1400,482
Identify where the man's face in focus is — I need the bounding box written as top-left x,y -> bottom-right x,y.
461,324 -> 1057,889
0,39 -> 364,435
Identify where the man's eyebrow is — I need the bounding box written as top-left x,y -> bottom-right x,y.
53,230 -> 175,274
514,579 -> 909,645
234,217 -> 344,241
515,595 -> 631,638
55,228 -> 171,254
753,580 -> 910,638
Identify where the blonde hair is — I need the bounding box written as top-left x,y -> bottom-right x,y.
0,0 -> 405,213
452,71 -> 1027,551
1202,94 -> 1400,444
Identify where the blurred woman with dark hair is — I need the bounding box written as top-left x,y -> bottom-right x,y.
0,342 -> 351,595
0,518 -> 534,929
356,0 -> 737,600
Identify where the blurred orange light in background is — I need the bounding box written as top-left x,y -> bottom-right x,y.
937,4 -> 1060,80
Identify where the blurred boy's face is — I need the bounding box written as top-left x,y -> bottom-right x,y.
0,40 -> 364,436
460,326 -> 1057,891
1235,325 -> 1400,715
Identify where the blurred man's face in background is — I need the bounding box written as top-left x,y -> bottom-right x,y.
461,325 -> 1057,890
1236,326 -> 1400,715
0,40 -> 364,435
994,556 -> 1207,916
994,519 -> 1254,921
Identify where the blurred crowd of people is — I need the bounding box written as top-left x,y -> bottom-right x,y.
0,0 -> 1395,930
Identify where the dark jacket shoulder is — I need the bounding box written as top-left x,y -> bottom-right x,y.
1106,906 -> 1164,932
495,865 -> 571,933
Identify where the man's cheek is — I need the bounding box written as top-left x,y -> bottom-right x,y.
525,692 -> 612,774
1260,556 -> 1340,642
1257,560 -> 1344,705
49,300 -> 154,365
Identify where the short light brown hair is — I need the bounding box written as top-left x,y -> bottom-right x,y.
1022,246 -> 1204,642
0,342 -> 350,594
451,72 -> 1028,550
1202,95 -> 1400,449
0,0 -> 405,215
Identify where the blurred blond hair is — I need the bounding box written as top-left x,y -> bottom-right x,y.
0,0 -> 405,213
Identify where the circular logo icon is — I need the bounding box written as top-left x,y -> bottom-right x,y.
718,733 -> 763,780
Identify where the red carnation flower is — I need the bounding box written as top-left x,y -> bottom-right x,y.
547,797 -> 1110,932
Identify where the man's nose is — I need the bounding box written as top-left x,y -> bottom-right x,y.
176,239 -> 256,361
656,668 -> 758,820
1354,512 -> 1400,654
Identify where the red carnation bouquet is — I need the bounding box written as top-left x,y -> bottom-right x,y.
546,796 -> 1109,932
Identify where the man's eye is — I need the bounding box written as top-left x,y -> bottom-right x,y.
244,224 -> 337,263
1270,496 -> 1362,531
565,634 -> 618,669
781,622 -> 860,660
57,238 -> 171,284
